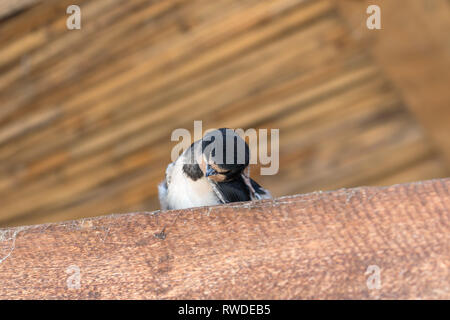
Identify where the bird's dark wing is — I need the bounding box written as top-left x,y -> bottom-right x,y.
249,178 -> 272,199
213,177 -> 252,203
213,176 -> 272,203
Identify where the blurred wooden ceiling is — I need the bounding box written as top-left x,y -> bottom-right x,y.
0,0 -> 449,227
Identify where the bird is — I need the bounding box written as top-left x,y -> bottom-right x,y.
158,128 -> 271,210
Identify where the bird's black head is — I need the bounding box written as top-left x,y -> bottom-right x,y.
200,128 -> 250,182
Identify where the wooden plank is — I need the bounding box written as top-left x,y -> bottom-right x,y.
370,156 -> 447,187
0,179 -> 449,299
0,0 -> 39,20
336,0 -> 450,168
0,0 -> 448,227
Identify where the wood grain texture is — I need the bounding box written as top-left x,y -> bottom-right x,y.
0,0 -> 448,227
337,0 -> 450,167
0,178 -> 449,299
0,0 -> 40,20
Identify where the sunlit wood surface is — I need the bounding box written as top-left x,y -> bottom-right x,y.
0,179 -> 449,299
0,0 -> 448,227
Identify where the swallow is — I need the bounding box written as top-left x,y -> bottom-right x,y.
158,128 -> 271,210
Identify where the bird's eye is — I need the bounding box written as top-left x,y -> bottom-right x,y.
205,165 -> 218,177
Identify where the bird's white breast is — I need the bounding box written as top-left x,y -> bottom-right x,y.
166,161 -> 220,210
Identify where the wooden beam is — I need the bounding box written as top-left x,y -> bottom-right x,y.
0,178 -> 449,299
336,0 -> 450,169
0,0 -> 447,226
0,0 -> 39,20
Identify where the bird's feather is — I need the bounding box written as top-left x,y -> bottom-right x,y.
212,176 -> 252,203
158,180 -> 169,210
211,175 -> 271,203
249,178 -> 272,199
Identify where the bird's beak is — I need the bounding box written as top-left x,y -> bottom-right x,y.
205,164 -> 217,177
